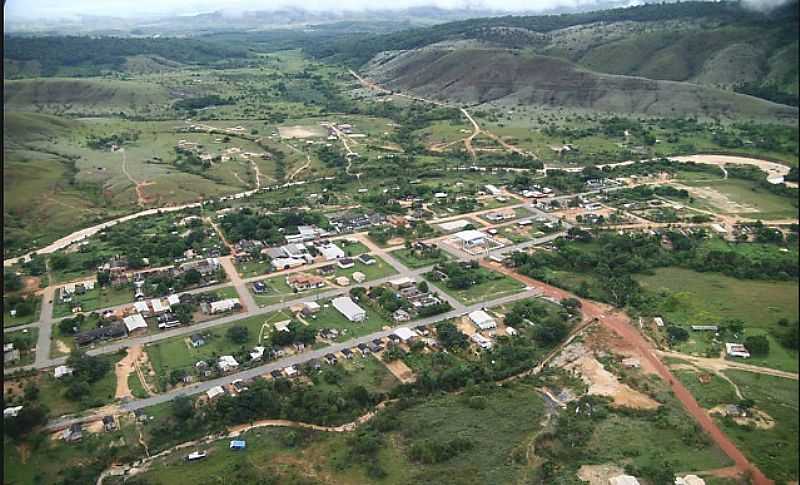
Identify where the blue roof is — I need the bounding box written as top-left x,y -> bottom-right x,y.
230,440 -> 246,449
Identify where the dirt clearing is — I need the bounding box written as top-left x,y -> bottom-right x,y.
278,125 -> 326,139
577,464 -> 626,485
378,355 -> 416,383
115,345 -> 145,399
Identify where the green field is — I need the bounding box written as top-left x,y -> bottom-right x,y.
234,259 -> 272,278
304,301 -> 391,341
145,311 -> 292,386
331,256 -> 398,282
3,295 -> 42,328
682,178 -> 799,219
637,267 -> 799,371
52,285 -> 134,318
429,267 -> 526,306
3,328 -> 38,367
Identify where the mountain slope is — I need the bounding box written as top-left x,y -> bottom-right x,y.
365,48 -> 798,120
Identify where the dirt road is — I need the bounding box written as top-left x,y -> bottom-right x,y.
484,261 -> 773,484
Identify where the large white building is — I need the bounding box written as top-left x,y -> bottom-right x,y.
468,310 -> 497,331
123,313 -> 148,333
454,229 -> 487,248
332,296 -> 366,322
210,298 -> 241,314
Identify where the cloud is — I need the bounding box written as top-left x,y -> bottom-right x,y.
740,0 -> 795,11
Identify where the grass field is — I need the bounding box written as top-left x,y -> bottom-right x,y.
717,371 -> 798,483
681,178 -> 799,219
146,311 -> 292,386
637,267 -> 799,371
52,285 -> 134,318
3,328 -> 38,368
304,301 -> 391,342
234,259 -> 272,278
331,256 -> 398,282
391,248 -> 452,269
429,267 -> 526,306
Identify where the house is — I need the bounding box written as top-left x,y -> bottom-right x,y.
675,475 -> 705,485
389,277 -> 415,290
454,229 -> 487,248
653,317 -> 665,327
282,243 -> 311,260
123,313 -> 148,335
190,334 -> 206,348
335,276 -> 351,286
252,281 -> 267,294
302,301 -> 321,315
725,343 -> 751,358
218,355 -> 239,372
275,320 -> 291,332
63,423 -> 83,442
134,301 -> 150,315
103,415 -> 116,432
229,440 -> 246,450
318,264 -> 336,276
357,343 -> 371,355
318,243 -> 345,261
485,184 -> 501,196
471,333 -> 493,350
332,296 -> 366,322
250,346 -> 266,361
150,298 -> 169,314
286,273 -> 326,291
75,323 -> 127,346
4,348 -> 20,364
324,353 -> 338,365
609,475 -> 640,485
468,310 -> 497,331
270,370 -> 283,379
393,309 -> 411,322
157,312 -> 180,329
368,341 -> 383,353
4,406 -> 23,418
232,379 -> 249,393
271,257 -> 306,270
352,271 -> 366,284
208,298 -> 241,314
622,357 -> 641,368
691,325 -> 718,332
358,254 -> 376,265
341,348 -> 354,359
167,294 -> 181,307
505,326 -> 518,336
187,451 -> 207,461
284,365 -> 298,378
337,258 -> 355,269
54,365 -> 74,378
393,327 -> 418,343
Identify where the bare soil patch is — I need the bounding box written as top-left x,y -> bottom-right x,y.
55,340 -> 71,355
577,464 -> 626,485
679,184 -> 758,213
710,405 -> 775,429
278,125 -> 326,139
115,345 -> 145,399
379,355 -> 416,383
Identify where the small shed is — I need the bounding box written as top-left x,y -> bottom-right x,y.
229,440 -> 246,450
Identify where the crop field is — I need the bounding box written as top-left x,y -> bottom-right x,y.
637,267 -> 798,371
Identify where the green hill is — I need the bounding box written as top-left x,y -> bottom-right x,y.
3,78 -> 171,114
365,47 -> 798,120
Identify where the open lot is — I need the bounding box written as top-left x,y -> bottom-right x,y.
428,267 -> 526,306
53,285 -> 134,318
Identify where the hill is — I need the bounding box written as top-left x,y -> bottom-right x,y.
3,78 -> 171,114
364,47 -> 799,121
309,1 -> 799,106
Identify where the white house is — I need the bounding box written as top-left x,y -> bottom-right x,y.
609,475 -> 641,485
725,343 -> 751,358
485,184 -> 501,196
150,298 -> 169,314
471,333 -> 493,350
206,386 -> 225,399
332,296 -> 366,322
133,301 -> 150,314
468,310 -> 497,331
318,243 -> 345,261
454,229 -> 487,248
250,346 -> 266,361
218,355 -> 239,372
505,326 -> 518,336
675,475 -> 705,485
4,406 -> 23,418
123,313 -> 148,333
210,298 -> 240,314
54,365 -> 74,379
653,317 -> 665,327
393,327 -> 419,342
352,271 -> 366,283
167,294 -> 181,307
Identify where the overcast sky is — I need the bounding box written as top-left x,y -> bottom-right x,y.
4,0 -> 790,20
5,0 -> 644,19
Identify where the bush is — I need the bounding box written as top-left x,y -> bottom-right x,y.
226,325 -> 249,344
744,335 -> 769,356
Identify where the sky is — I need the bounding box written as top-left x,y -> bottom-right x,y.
4,0 -> 791,20
3,0 -> 648,19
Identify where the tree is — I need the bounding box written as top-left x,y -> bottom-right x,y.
65,381 -> 91,401
666,326 -> 689,343
96,271 -> 111,287
4,405 -> 47,439
4,272 -> 22,292
744,335 -> 769,356
416,280 -> 429,293
66,350 -> 110,383
172,395 -> 194,421
226,325 -> 249,344
435,322 -> 468,350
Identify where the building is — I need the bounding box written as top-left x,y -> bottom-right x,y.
393,309 -> 411,322
393,327 -> 418,342
471,333 -> 493,350
332,296 -> 366,322
318,264 -> 336,276
352,271 -> 366,283
271,257 -> 306,270
206,386 -> 226,399
250,346 -> 266,361
75,323 -> 127,346
335,276 -> 351,286
63,423 -> 83,442
337,258 -> 355,269
653,317 -> 665,327
54,365 -> 73,378
190,334 -> 206,348
675,475 -> 706,485
725,343 -> 751,358
609,475 -> 641,485
303,301 -> 321,315
505,326 -> 518,336
454,229 -> 487,248
358,254 -> 376,265
286,273 -> 326,291
229,440 -> 246,450
485,184 -> 501,196
4,406 -> 23,418
389,277 -> 415,290
218,355 -> 239,372
209,298 -> 241,314
123,313 -> 148,334
622,357 -> 641,368
341,348 -> 354,359
134,301 -> 150,315
103,415 -> 117,432
284,365 -> 298,378
167,294 -> 181,307
318,243 -> 345,261
468,310 -> 497,331
150,298 -> 169,314
691,325 -> 718,332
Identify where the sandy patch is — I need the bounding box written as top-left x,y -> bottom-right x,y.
55,340 -> 71,355
671,155 -> 791,180
378,355 -> 416,384
583,325 -> 659,376
577,464 -> 626,485
115,345 -> 148,399
386,237 -> 405,246
85,420 -> 105,434
278,125 -> 326,139
710,405 -> 775,429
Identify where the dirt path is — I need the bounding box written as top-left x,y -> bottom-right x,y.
289,153 -> 312,181
115,346 -> 142,399
120,149 -> 153,207
658,350 -> 799,381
